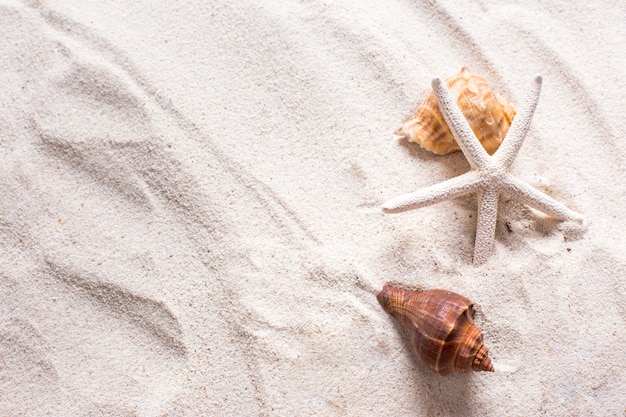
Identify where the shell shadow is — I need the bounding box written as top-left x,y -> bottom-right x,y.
397,135 -> 471,177
388,318 -> 477,415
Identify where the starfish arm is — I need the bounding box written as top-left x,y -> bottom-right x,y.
432,77 -> 490,170
494,75 -> 543,169
473,187 -> 499,265
502,174 -> 583,222
382,172 -> 483,213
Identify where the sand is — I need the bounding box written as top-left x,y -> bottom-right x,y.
1,0 -> 624,415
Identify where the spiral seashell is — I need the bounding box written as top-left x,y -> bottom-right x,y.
377,285 -> 494,376
397,66 -> 516,155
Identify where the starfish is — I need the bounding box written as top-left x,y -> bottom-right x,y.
382,74 -> 583,264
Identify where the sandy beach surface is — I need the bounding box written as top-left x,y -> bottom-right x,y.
1,1 -> 625,415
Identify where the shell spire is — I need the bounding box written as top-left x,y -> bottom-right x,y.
377,285 -> 494,376
397,66 -> 516,155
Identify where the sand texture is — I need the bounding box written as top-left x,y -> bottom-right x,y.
1,1 -> 625,415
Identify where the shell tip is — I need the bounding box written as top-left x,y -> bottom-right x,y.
376,285 -> 389,308
481,356 -> 494,373
376,285 -> 407,315
394,130 -> 408,141
473,345 -> 494,373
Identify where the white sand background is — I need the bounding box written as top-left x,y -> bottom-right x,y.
1,0 -> 625,415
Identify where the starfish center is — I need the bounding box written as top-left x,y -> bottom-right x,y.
479,162 -> 507,186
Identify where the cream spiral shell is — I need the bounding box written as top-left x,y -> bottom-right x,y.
397,67 -> 516,155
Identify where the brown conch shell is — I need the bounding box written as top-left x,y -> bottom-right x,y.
397,66 -> 516,155
377,285 -> 494,376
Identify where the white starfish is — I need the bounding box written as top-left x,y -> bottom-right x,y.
382,74 -> 583,264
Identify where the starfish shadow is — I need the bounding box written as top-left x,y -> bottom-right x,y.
397,136 -> 477,216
